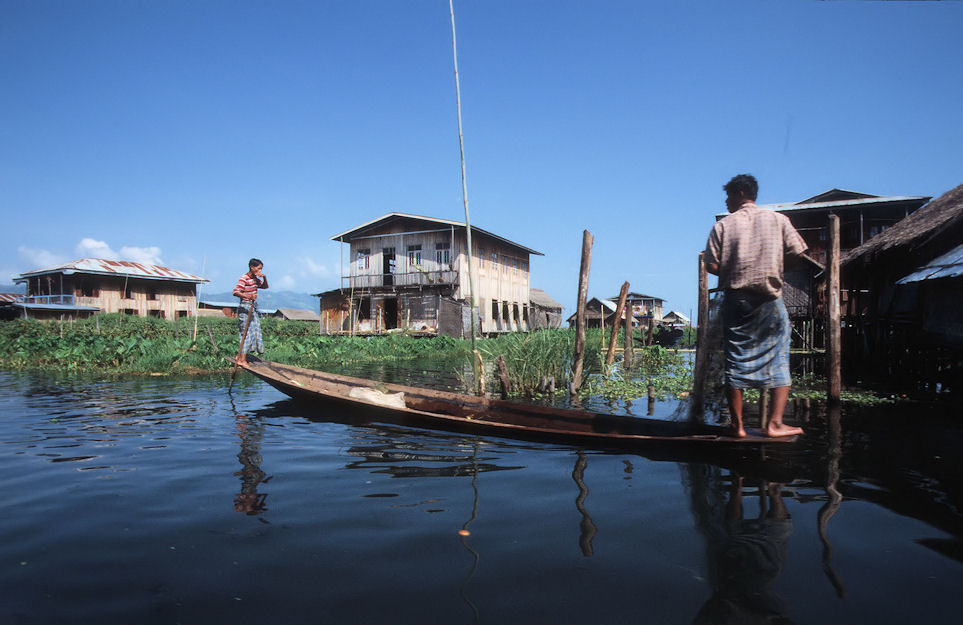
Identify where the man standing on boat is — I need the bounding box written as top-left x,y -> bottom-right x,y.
232,258 -> 269,366
703,174 -> 806,438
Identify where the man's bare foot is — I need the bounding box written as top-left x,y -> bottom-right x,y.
766,423 -> 803,437
234,357 -> 247,366
731,426 -> 747,439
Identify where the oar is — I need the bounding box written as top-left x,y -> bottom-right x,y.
230,297 -> 257,391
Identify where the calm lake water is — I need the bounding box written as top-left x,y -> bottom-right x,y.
1,365 -> 961,624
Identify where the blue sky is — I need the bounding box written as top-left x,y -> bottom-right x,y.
2,0 -> 961,318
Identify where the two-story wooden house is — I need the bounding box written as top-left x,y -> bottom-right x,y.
316,213 -> 544,337
14,258 -> 208,320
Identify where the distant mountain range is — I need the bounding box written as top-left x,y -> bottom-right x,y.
201,290 -> 319,312
0,284 -> 24,294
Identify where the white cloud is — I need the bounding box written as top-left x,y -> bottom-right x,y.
17,246 -> 67,269
119,246 -> 164,265
277,274 -> 296,289
75,238 -> 164,265
299,256 -> 330,277
76,238 -> 118,259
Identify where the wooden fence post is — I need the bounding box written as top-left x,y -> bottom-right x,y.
570,230 -> 594,395
623,305 -> 633,369
827,214 -> 842,403
605,282 -> 630,369
690,252 -> 710,420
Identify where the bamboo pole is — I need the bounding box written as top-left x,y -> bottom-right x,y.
605,282 -> 630,368
448,0 -> 477,350
570,230 -> 594,395
827,214 -> 842,403
690,252 -> 710,420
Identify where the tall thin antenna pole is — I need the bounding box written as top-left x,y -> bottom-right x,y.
449,0 -> 477,350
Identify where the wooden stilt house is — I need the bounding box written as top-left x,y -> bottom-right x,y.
13,259 -> 208,321
841,182 -> 963,395
317,213 -> 546,337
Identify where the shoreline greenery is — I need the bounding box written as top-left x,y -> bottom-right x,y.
0,315 -> 896,405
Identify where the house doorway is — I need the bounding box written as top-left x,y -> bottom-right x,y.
383,297 -> 398,330
382,247 -> 396,286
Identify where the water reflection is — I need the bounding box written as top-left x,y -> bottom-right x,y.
572,451 -> 598,556
342,442 -> 521,478
233,413 -> 270,516
686,465 -> 795,624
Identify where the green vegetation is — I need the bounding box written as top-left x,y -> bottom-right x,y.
0,316 -> 892,406
475,328 -> 691,400
0,315 -> 471,374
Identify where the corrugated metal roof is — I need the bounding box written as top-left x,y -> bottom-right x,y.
716,193 -> 930,219
277,308 -> 321,321
0,293 -> 22,303
896,243 -> 963,284
330,213 -> 543,256
15,259 -> 208,283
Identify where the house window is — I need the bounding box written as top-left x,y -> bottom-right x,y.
177,310 -> 188,319
148,288 -> 159,301
124,285 -> 134,299
357,249 -> 370,270
407,244 -> 422,267
491,252 -> 497,270
148,310 -> 163,318
435,242 -> 451,266
511,259 -> 518,275
478,247 -> 486,269
491,300 -> 499,322
501,256 -> 509,274
78,284 -> 98,297
123,308 -> 137,316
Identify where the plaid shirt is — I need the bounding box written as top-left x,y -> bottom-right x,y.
704,202 -> 807,299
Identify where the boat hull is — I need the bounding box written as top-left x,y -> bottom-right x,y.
233,357 -> 797,449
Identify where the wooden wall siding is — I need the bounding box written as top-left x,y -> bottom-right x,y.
30,274 -> 198,319
348,230 -> 462,290
345,228 -> 532,335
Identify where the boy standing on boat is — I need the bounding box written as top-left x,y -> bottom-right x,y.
703,174 -> 806,438
232,258 -> 269,366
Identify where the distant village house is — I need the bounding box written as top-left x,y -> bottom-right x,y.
566,293 -> 665,329
13,259 -> 208,320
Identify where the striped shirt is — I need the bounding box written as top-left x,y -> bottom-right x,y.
233,272 -> 264,300
704,203 -> 807,299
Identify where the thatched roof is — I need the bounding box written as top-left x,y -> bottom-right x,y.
843,182 -> 963,275
529,288 -> 563,310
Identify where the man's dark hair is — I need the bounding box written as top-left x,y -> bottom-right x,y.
723,174 -> 758,201
249,258 -> 263,268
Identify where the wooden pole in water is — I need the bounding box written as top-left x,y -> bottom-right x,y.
690,252 -> 710,420
570,230 -> 594,395
605,282 -> 630,369
623,304 -> 633,369
760,388 -> 770,430
827,214 -> 842,404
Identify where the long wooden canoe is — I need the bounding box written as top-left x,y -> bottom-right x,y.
234,356 -> 797,447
